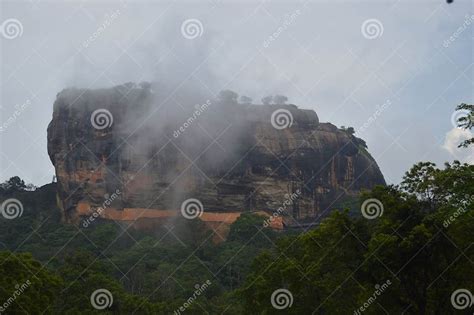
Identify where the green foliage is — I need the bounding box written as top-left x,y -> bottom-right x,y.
0,160 -> 472,314
0,185 -> 284,313
0,251 -> 62,314
227,213 -> 276,245
455,103 -> 473,148
240,161 -> 474,314
400,161 -> 473,210
55,251 -> 166,314
0,176 -> 26,195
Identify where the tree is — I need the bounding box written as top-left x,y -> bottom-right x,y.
341,126 -> 355,135
56,251 -> 166,314
261,95 -> 273,105
24,183 -> 36,191
400,161 -> 473,210
400,162 -> 439,208
218,90 -> 239,104
0,176 -> 26,194
239,211 -> 368,314
240,162 -> 474,314
227,213 -> 275,246
273,95 -> 288,104
239,96 -> 252,105
0,251 -> 62,314
455,103 -> 473,148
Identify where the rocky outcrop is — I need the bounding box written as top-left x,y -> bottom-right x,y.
47,83 -> 385,228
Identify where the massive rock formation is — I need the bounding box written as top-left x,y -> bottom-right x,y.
47,83 -> 385,230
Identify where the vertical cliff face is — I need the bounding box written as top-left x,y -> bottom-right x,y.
47,83 -> 385,227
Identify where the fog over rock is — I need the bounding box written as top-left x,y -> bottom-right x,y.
47,83 -> 385,227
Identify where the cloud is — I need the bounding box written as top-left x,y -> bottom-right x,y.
442,128 -> 474,164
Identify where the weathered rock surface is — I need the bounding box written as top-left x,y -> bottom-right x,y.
47,83 -> 385,227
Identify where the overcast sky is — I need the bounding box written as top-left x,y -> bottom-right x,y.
0,0 -> 473,186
